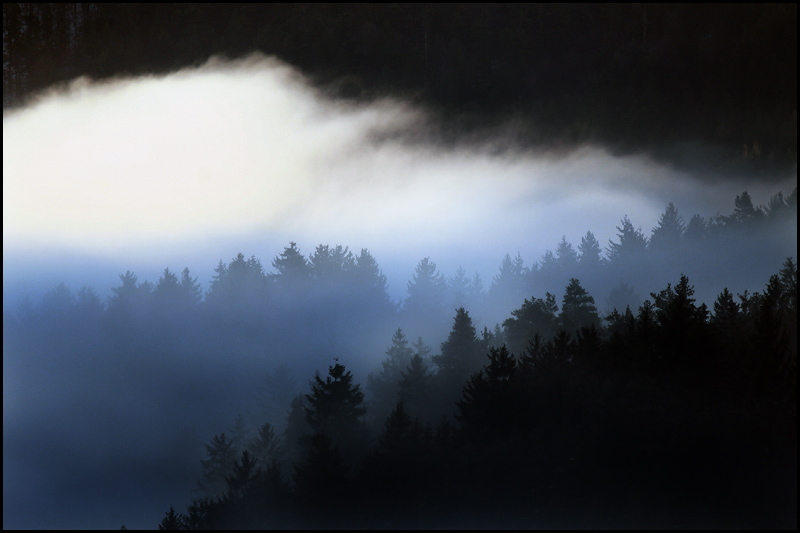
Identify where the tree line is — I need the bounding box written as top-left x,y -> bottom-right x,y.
4,188 -> 795,527
157,259 -> 796,528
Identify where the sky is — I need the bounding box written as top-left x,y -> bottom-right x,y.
4,53 -> 796,306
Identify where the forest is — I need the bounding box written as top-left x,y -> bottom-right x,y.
4,189 -> 797,528
3,3 -> 797,529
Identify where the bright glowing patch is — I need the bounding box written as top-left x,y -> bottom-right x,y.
3,54 -> 794,261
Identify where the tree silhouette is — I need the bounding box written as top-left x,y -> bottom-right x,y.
490,252 -> 528,312
683,213 -> 707,241
198,433 -> 237,499
367,329 -> 415,425
560,278 -> 600,334
403,257 -> 449,341
649,202 -> 685,253
397,354 -> 433,423
271,242 -> 310,291
353,248 -> 396,320
304,361 -> 368,464
607,215 -> 648,266
457,345 -> 518,437
432,308 -> 487,406
225,450 -> 260,501
555,236 -> 579,277
578,230 -> 604,271
248,422 -> 280,468
179,267 -> 202,306
503,293 -> 559,355
158,506 -> 183,530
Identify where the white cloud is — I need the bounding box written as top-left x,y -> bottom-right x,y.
4,54 -> 795,284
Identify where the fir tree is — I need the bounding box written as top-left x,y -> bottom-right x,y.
198,433 -> 238,499
367,329 -> 416,426
397,354 -> 433,423
432,308 -> 486,393
158,506 -> 183,530
248,422 -> 280,468
607,215 -> 648,265
304,361 -> 368,462
503,293 -> 559,354
560,278 -> 600,334
180,267 -> 202,306
272,242 -> 310,288
578,230 -> 604,270
649,202 -> 685,253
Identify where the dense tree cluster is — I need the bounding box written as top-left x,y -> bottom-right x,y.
3,189 -> 796,528
3,4 -> 796,167
157,261 -> 796,529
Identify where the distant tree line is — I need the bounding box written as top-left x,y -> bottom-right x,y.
4,187 -> 795,527
3,4 -> 796,167
12,188 -> 796,361
155,257 -> 796,528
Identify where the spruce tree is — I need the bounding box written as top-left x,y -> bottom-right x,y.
432,308 -> 486,402
560,278 -> 600,334
304,361 -> 368,463
649,202 -> 685,253
198,433 -> 237,499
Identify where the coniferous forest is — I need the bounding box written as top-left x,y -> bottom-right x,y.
5,191 -> 797,528
3,3 -> 797,530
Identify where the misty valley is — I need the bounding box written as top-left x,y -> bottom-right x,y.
4,190 -> 796,529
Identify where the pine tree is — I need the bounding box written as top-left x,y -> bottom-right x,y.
248,422 -> 280,468
412,336 -> 432,359
578,230 -> 604,271
304,362 -> 368,460
560,278 -> 600,334
457,345 -> 518,436
649,202 -> 685,253
448,266 -> 472,310
683,214 -> 707,241
158,506 -> 183,530
711,288 -> 741,348
353,248 -> 395,319
432,308 -> 485,391
205,253 -> 268,311
555,236 -> 579,276
607,215 -> 648,266
367,329 -> 416,426
489,252 -> 529,312
378,329 -> 415,384
198,433 -> 238,498
404,257 -> 447,316
272,242 -> 310,289
309,244 -> 355,282
729,191 -> 764,226
503,293 -> 559,355
224,450 -> 260,501
180,267 -> 202,306
154,268 -> 181,306
650,275 -> 709,370
397,354 -> 432,422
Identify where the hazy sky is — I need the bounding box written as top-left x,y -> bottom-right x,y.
3,54 -> 796,302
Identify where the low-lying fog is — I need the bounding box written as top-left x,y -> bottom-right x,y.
5,54 -> 794,305
3,55 -> 796,529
